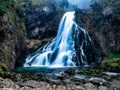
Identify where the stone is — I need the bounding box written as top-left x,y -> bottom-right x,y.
103,6 -> 114,17
98,86 -> 107,90
75,86 -> 86,90
3,14 -> 8,22
56,85 -> 66,90
47,78 -> 62,84
109,80 -> 120,90
20,80 -> 47,88
72,75 -> 88,84
84,83 -> 97,90
89,77 -> 107,85
19,86 -> 31,90
0,77 -> 4,81
15,74 -> 22,81
32,27 -> 39,37
63,79 -> 71,84
0,78 -> 20,89
52,84 -> 57,90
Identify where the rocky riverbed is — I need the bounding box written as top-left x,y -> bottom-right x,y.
0,68 -> 120,90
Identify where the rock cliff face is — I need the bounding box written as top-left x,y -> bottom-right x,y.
76,0 -> 120,57
0,0 -> 27,70
23,0 -> 65,39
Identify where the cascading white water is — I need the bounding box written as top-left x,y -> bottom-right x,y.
24,11 -> 100,68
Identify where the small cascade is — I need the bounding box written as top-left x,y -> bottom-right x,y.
24,11 -> 100,68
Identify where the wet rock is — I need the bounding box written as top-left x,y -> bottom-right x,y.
84,83 -> 97,90
71,74 -> 89,84
103,72 -> 120,76
103,72 -> 120,80
54,72 -> 64,79
89,77 -> 107,85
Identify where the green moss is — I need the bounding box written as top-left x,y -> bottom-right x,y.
0,1 -> 14,25
0,0 -> 26,71
105,54 -> 120,68
78,68 -> 103,77
0,1 -> 7,12
106,54 -> 120,60
0,0 -> 23,26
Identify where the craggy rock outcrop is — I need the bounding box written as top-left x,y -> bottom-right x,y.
76,0 -> 120,57
23,0 -> 64,39
0,0 -> 27,70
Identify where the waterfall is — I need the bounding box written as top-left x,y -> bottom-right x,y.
24,11 -> 100,68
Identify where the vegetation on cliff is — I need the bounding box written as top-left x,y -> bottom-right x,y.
0,0 -> 26,71
0,0 -> 23,25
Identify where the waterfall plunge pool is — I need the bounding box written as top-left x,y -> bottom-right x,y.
14,66 -> 78,73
